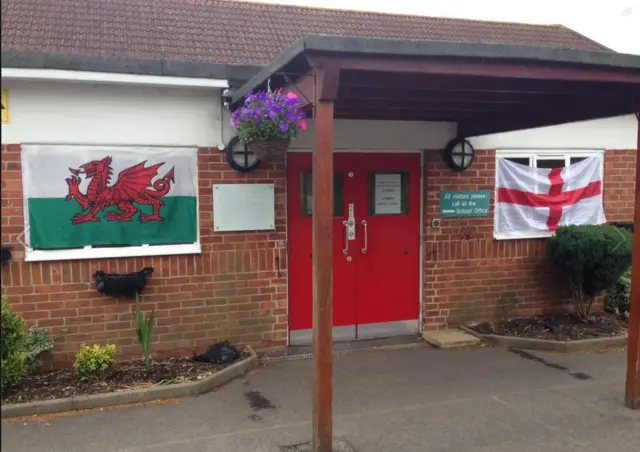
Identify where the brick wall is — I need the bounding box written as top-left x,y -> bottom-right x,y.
422,149 -> 636,331
1,144 -> 288,364
1,143 -> 636,363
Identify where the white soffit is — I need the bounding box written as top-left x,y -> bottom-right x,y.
1,68 -> 229,89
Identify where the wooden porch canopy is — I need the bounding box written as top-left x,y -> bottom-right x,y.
232,35 -> 640,135
231,35 -> 640,451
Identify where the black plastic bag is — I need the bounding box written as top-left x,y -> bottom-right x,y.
194,340 -> 240,364
93,267 -> 154,298
1,246 -> 12,262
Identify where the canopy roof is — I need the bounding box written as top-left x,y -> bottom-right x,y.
232,35 -> 640,136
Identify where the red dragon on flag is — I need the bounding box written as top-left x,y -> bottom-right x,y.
65,156 -> 175,225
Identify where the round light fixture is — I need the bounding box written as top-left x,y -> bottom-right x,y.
224,136 -> 261,173
443,137 -> 475,172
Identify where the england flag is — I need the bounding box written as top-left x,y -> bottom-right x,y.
495,156 -> 606,237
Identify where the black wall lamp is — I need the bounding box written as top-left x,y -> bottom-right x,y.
443,137 -> 476,172
223,136 -> 262,173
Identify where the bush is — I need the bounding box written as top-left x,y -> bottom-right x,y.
1,298 -> 28,392
24,326 -> 66,372
74,344 -> 117,381
605,267 -> 631,315
547,225 -> 632,322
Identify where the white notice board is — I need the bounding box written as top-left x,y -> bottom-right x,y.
213,184 -> 275,232
374,174 -> 402,214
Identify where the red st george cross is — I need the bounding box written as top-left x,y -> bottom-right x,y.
497,167 -> 603,231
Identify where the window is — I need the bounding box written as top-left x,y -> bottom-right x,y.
21,144 -> 201,262
495,150 -> 604,240
300,171 -> 344,217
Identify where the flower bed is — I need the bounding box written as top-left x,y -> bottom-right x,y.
1,296 -> 252,410
1,350 -> 249,405
469,312 -> 627,342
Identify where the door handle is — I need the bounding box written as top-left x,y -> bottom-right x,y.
361,220 -> 368,254
342,203 -> 356,256
342,220 -> 350,255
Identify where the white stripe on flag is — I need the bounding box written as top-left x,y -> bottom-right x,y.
559,196 -> 606,227
561,156 -> 603,191
496,158 -> 552,194
22,145 -> 198,198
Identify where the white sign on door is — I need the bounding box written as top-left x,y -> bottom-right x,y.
374,173 -> 403,214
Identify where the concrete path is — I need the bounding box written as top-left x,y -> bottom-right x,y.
2,345 -> 639,452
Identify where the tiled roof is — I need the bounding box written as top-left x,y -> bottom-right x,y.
1,0 -> 611,66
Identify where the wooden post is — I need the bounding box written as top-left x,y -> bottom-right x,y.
311,63 -> 339,451
626,112 -> 640,410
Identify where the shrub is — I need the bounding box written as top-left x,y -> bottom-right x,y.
74,344 -> 117,381
1,298 -> 28,392
605,267 -> 631,315
133,294 -> 155,372
547,225 -> 633,322
23,326 -> 67,372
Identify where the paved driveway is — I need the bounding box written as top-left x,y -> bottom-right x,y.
2,345 -> 639,451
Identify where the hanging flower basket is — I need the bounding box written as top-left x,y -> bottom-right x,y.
230,88 -> 307,163
246,137 -> 291,162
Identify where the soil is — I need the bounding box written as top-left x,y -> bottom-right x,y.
469,312 -> 628,342
1,349 -> 249,405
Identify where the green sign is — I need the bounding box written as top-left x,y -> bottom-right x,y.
440,190 -> 490,218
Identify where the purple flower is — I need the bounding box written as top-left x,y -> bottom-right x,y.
285,111 -> 299,122
231,89 -> 305,141
244,91 -> 254,105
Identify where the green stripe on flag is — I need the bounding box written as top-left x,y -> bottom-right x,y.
28,196 -> 197,249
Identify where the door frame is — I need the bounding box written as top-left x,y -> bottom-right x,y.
285,149 -> 425,346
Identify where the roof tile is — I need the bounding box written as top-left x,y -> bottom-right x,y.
1,0 -> 611,66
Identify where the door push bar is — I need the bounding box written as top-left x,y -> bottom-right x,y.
361,220 -> 368,254
343,203 -> 357,255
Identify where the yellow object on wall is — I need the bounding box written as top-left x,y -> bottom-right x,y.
1,88 -> 8,124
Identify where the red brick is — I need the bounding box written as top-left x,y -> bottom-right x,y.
423,149 -> 635,328
1,146 -> 634,365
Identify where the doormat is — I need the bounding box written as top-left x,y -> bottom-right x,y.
280,438 -> 356,452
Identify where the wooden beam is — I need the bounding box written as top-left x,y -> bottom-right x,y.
312,66 -> 335,451
627,112 -> 640,410
340,71 -> 639,95
334,110 -> 463,121
336,100 -> 517,114
283,71 -> 315,107
311,54 -> 640,84
340,87 -> 570,104
312,60 -> 341,101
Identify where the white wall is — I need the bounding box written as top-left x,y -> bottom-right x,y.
1,80 -> 225,147
4,79 -> 636,152
221,109 -> 457,151
292,119 -> 456,150
469,114 -> 637,150
223,111 -> 636,152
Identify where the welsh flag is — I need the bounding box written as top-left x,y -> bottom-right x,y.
495,156 -> 606,236
22,145 -> 198,250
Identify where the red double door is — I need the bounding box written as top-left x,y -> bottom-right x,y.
287,153 -> 421,344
